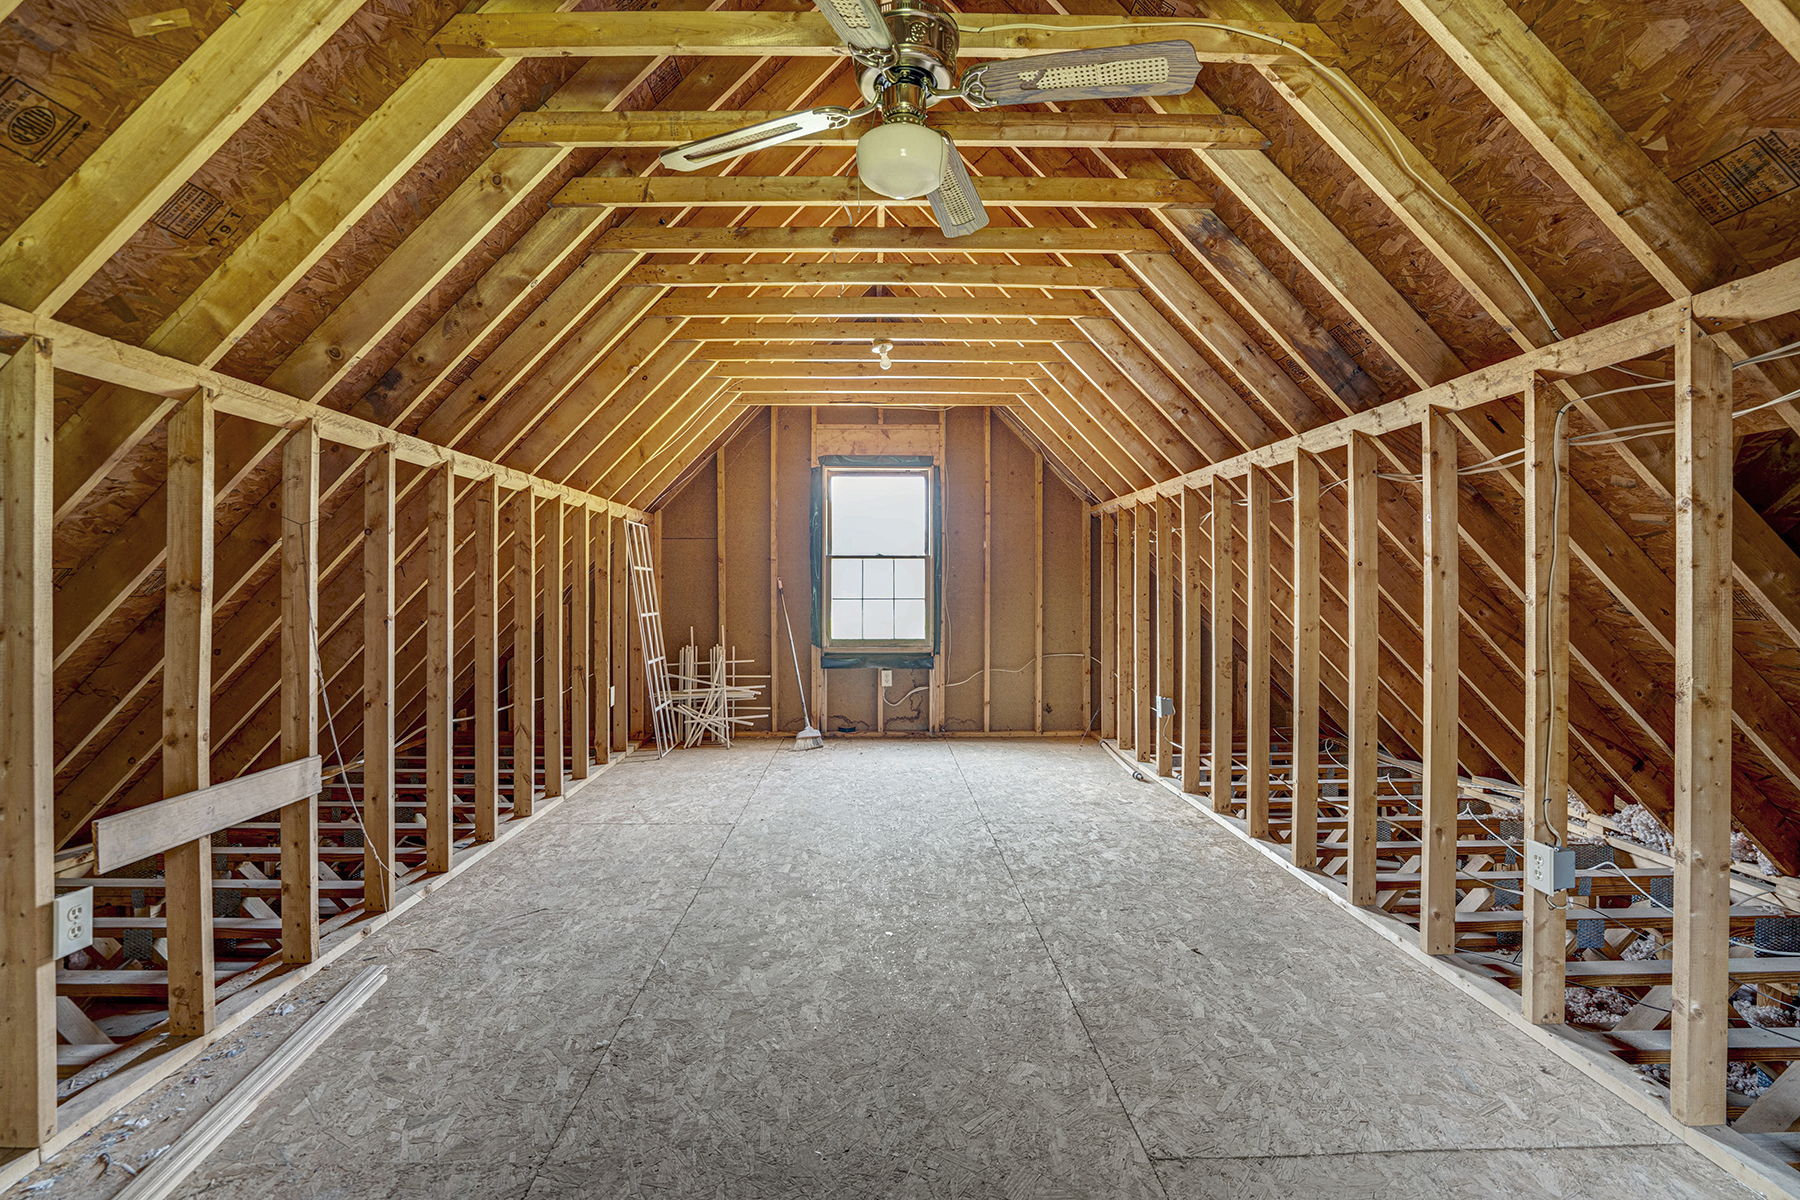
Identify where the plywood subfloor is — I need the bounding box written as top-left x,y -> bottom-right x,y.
51,741 -> 1755,1198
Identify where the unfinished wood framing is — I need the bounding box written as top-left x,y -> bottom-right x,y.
1522,376 -> 1571,1025
162,393 -> 216,1038
0,339 -> 54,1149
1208,475 -> 1235,816
13,2 -> 1800,1187
1670,323 -> 1736,1127
1419,410 -> 1458,955
510,492 -> 538,817
361,445 -> 397,915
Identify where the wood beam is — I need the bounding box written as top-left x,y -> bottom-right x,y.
163,393 -> 215,1037
656,297 -> 1106,320
510,492 -> 538,816
1523,376 -> 1570,1024
1290,450 -> 1320,867
1346,433 -> 1378,907
553,176 -> 1209,208
1209,476 -> 1235,813
696,345 -> 1047,364
0,0 -> 364,313
1245,466 -> 1272,838
361,445 -> 397,914
627,263 -> 1132,290
674,319 -> 1084,342
1117,507 -> 1135,755
424,464 -> 456,873
1180,486 -> 1205,795
1670,322 -> 1735,1126
1133,505 -> 1154,765
506,108 -> 1267,149
1100,513 -> 1119,742
571,508 -> 592,782
597,226 -> 1165,254
1156,495 -> 1177,779
718,361 -> 1044,381
278,422 -> 321,963
1419,409 -> 1458,955
0,338 -> 53,1148
472,477 -> 501,843
1393,0 -> 1736,298
432,12 -> 1337,60
542,501 -> 566,800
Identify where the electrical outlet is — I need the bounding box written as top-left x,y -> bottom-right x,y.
1525,840 -> 1576,895
880,669 -> 893,686
1153,695 -> 1175,717
53,887 -> 93,958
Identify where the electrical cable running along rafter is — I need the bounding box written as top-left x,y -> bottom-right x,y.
657,0 -> 1206,238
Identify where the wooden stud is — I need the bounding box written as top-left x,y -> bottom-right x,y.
361,445 -> 397,914
164,391 -> 216,1036
472,477 -> 500,842
1290,451 -> 1320,868
1245,467 -> 1272,838
1115,508 -> 1134,753
1523,377 -> 1571,1023
1420,409 -> 1459,954
555,176 -> 1208,210
278,422 -> 321,962
504,109 -> 1263,151
432,11 -> 1335,61
1156,496 -> 1177,777
631,262 -> 1128,291
510,492 -> 538,815
1209,476 -> 1235,814
983,414 -> 994,733
0,338 -> 55,1147
1034,458 -> 1046,736
542,500 -> 565,800
424,464 -> 455,874
596,512 -> 614,763
1670,322 -> 1734,1126
1181,486 -> 1206,797
1347,433 -> 1379,907
571,507 -> 592,781
611,515 -> 630,753
1099,513 -> 1118,742
1133,504 -> 1154,764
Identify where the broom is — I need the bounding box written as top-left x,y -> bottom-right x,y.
776,578 -> 824,750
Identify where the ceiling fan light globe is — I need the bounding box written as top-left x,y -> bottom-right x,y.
856,122 -> 946,200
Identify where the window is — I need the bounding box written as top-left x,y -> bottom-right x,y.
818,463 -> 937,655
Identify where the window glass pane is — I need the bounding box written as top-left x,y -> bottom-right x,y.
830,559 -> 863,599
893,558 -> 926,600
862,557 -> 894,599
863,599 -> 895,640
829,473 -> 928,556
894,599 -> 927,641
830,599 -> 863,641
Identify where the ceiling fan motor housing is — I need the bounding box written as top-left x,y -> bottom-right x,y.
857,0 -> 959,102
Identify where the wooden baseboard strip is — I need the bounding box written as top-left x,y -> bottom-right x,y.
112,966 -> 387,1200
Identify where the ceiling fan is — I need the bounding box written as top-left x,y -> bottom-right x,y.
658,0 -> 1203,237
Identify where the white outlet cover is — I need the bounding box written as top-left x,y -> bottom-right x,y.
53,887 -> 94,958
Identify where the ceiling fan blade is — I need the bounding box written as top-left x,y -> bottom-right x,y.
927,137 -> 988,239
660,106 -> 868,172
811,0 -> 894,56
960,40 -> 1202,106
